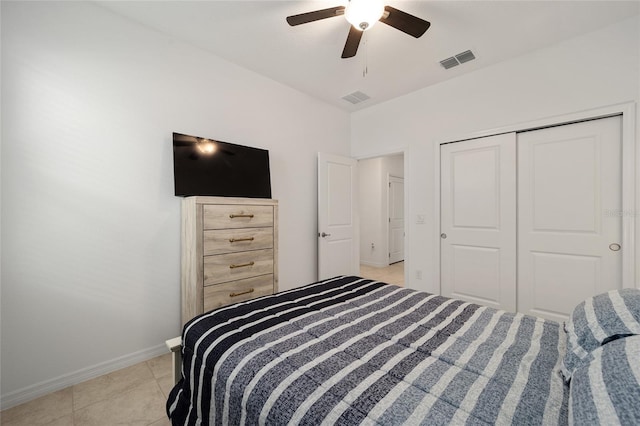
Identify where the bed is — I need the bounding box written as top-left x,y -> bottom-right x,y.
166,275 -> 640,425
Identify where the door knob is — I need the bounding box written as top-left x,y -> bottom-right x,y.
609,243 -> 621,251
321,232 -> 331,238
440,233 -> 447,239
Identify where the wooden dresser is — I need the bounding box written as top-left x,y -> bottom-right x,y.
181,196 -> 278,325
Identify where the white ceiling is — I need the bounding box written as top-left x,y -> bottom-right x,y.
97,1 -> 640,111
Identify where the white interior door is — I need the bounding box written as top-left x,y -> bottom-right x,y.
517,116 -> 623,322
440,133 -> 517,312
388,175 -> 404,264
318,153 -> 359,280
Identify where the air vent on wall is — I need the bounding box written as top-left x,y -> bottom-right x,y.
440,49 -> 476,69
342,91 -> 370,105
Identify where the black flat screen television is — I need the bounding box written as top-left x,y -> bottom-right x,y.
172,132 -> 272,198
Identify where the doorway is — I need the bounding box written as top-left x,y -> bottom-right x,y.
357,153 -> 405,286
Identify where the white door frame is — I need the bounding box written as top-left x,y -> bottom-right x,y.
356,149 -> 408,277
434,102 -> 637,293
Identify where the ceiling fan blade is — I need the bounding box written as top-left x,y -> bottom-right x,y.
341,26 -> 363,58
380,6 -> 431,38
286,6 -> 345,26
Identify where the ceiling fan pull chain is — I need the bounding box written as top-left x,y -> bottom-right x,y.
362,34 -> 369,78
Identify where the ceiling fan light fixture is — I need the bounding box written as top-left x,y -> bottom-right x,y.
345,0 -> 385,31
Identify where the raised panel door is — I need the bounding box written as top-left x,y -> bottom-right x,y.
440,133 -> 517,311
517,116 -> 622,321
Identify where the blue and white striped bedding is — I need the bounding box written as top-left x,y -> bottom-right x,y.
560,288 -> 640,425
562,289 -> 640,382
569,334 -> 640,425
167,276 -> 569,425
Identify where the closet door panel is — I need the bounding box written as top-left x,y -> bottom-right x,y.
517,116 -> 622,322
450,245 -> 501,302
528,252 -> 601,315
441,133 -> 517,311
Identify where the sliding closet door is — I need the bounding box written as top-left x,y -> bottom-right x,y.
441,133 -> 517,311
517,116 -> 622,322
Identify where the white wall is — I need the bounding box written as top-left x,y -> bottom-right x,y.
359,158 -> 384,266
358,155 -> 404,267
0,1 -> 350,406
351,15 -> 640,294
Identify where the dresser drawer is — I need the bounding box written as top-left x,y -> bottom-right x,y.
203,205 -> 273,230
204,274 -> 274,312
204,227 -> 273,256
204,249 -> 274,286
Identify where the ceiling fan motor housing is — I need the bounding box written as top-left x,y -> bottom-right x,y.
345,0 -> 385,31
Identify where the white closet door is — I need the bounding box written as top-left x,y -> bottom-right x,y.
517,116 -> 622,322
441,133 -> 517,311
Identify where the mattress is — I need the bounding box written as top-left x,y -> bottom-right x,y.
167,276 -> 568,425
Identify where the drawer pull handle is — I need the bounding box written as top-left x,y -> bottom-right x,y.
229,261 -> 255,269
230,288 -> 255,298
229,214 -> 254,219
229,237 -> 255,243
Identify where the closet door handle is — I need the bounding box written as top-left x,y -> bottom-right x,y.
440,233 -> 447,239
609,243 -> 621,252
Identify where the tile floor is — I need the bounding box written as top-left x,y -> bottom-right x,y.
1,264 -> 404,425
0,353 -> 173,426
359,261 -> 404,286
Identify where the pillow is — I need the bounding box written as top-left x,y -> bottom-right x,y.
569,335 -> 640,425
562,288 -> 640,382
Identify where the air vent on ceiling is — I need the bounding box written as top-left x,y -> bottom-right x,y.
440,49 -> 476,69
455,50 -> 476,64
439,57 -> 459,70
342,91 -> 370,105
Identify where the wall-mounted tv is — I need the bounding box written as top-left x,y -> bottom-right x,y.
173,132 -> 272,198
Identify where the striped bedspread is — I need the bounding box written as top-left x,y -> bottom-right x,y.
167,276 -> 568,425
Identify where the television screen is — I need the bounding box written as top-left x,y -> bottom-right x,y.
173,132 -> 272,198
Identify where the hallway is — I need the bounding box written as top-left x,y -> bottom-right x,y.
359,262 -> 404,287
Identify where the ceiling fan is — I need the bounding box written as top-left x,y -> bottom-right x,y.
286,0 -> 431,59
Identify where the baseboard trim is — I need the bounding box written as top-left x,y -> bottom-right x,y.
0,343 -> 168,410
